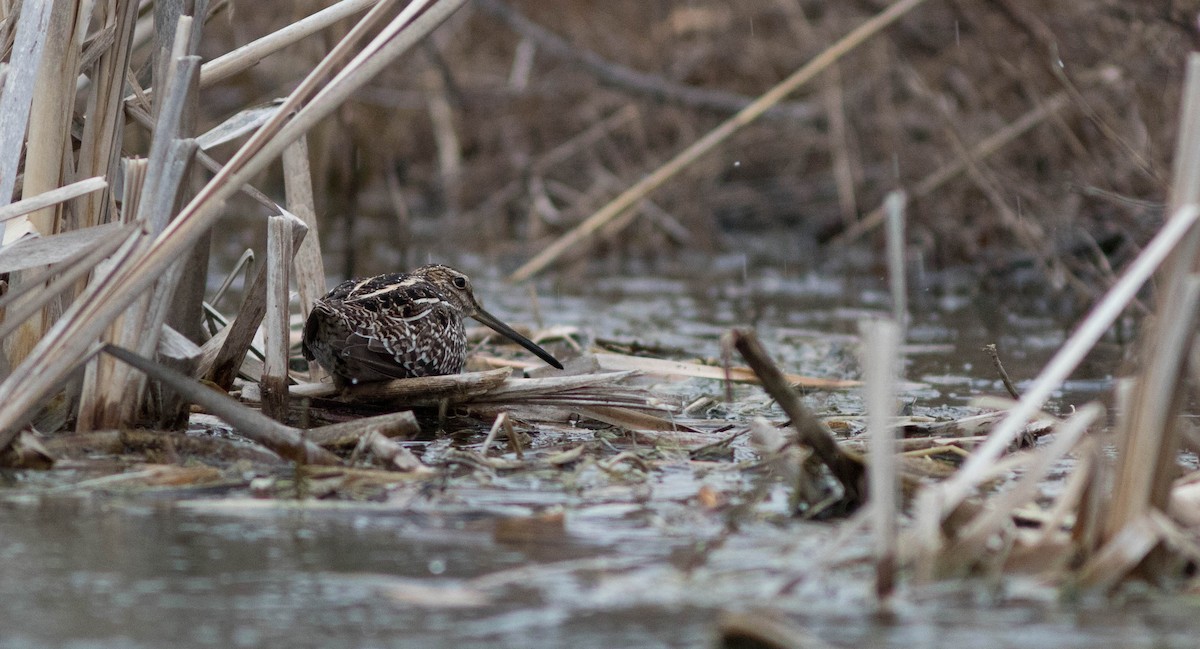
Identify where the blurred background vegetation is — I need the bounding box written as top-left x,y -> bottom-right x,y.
194,1 -> 1195,295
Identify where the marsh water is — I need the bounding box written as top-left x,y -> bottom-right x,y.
2,259 -> 1190,649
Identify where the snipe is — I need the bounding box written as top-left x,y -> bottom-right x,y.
302,264 -> 563,385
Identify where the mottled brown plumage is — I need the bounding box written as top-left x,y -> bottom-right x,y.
302,264 -> 562,385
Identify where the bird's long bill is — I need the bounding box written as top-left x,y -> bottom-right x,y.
473,307 -> 564,370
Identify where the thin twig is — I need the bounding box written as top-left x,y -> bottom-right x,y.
983,344 -> 1021,400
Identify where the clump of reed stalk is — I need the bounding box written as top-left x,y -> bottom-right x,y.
0,0 -> 471,448
896,54 -> 1200,589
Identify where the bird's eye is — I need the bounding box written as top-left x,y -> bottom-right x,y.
452,276 -> 468,289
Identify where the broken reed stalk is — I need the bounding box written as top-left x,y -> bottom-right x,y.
508,0 -> 932,282
0,0 -> 469,447
25,0 -> 87,237
261,215 -> 294,421
283,136 -> 327,335
103,344 -> 338,465
480,411 -> 507,457
0,178 -> 107,225
0,224 -> 138,339
728,328 -> 866,509
160,0 -> 380,97
860,319 -> 900,602
104,343 -> 424,468
3,0 -> 87,370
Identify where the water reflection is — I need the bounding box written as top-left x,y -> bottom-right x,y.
3,494 -> 1197,649
0,267 -> 1159,648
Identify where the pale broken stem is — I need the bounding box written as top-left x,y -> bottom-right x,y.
1033,436 -> 1100,548
508,0 -> 932,283
24,0 -> 89,237
1076,514 -> 1163,591
261,214 -> 294,421
0,177 -> 107,224
0,0 -> 59,243
305,410 -> 420,447
503,413 -> 523,459
0,223 -> 139,340
1102,274 -> 1200,541
480,411 -> 507,457
861,319 -> 900,603
290,367 -> 514,402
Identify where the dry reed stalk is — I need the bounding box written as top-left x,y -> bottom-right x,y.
202,211 -> 307,389
0,177 -> 107,225
0,223 -> 135,339
102,344 -> 339,465
2,0 -> 86,370
0,0 -> 59,242
23,0 -> 89,237
508,0 -> 932,283
162,9 -> 210,348
261,214 -> 293,421
729,327 -> 866,509
479,411 -> 507,457
861,319 -> 900,601
571,406 -> 686,432
288,367 -> 513,401
75,160 -> 150,431
1033,436 -> 1100,548
0,221 -> 126,273
304,410 -> 420,447
88,16 -> 203,429
198,0 -> 380,92
0,0 -> 467,446
593,351 -> 859,390
74,0 -> 139,231
282,136 -> 328,381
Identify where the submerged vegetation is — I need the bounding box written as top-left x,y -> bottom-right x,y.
1,0 -> 1200,645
